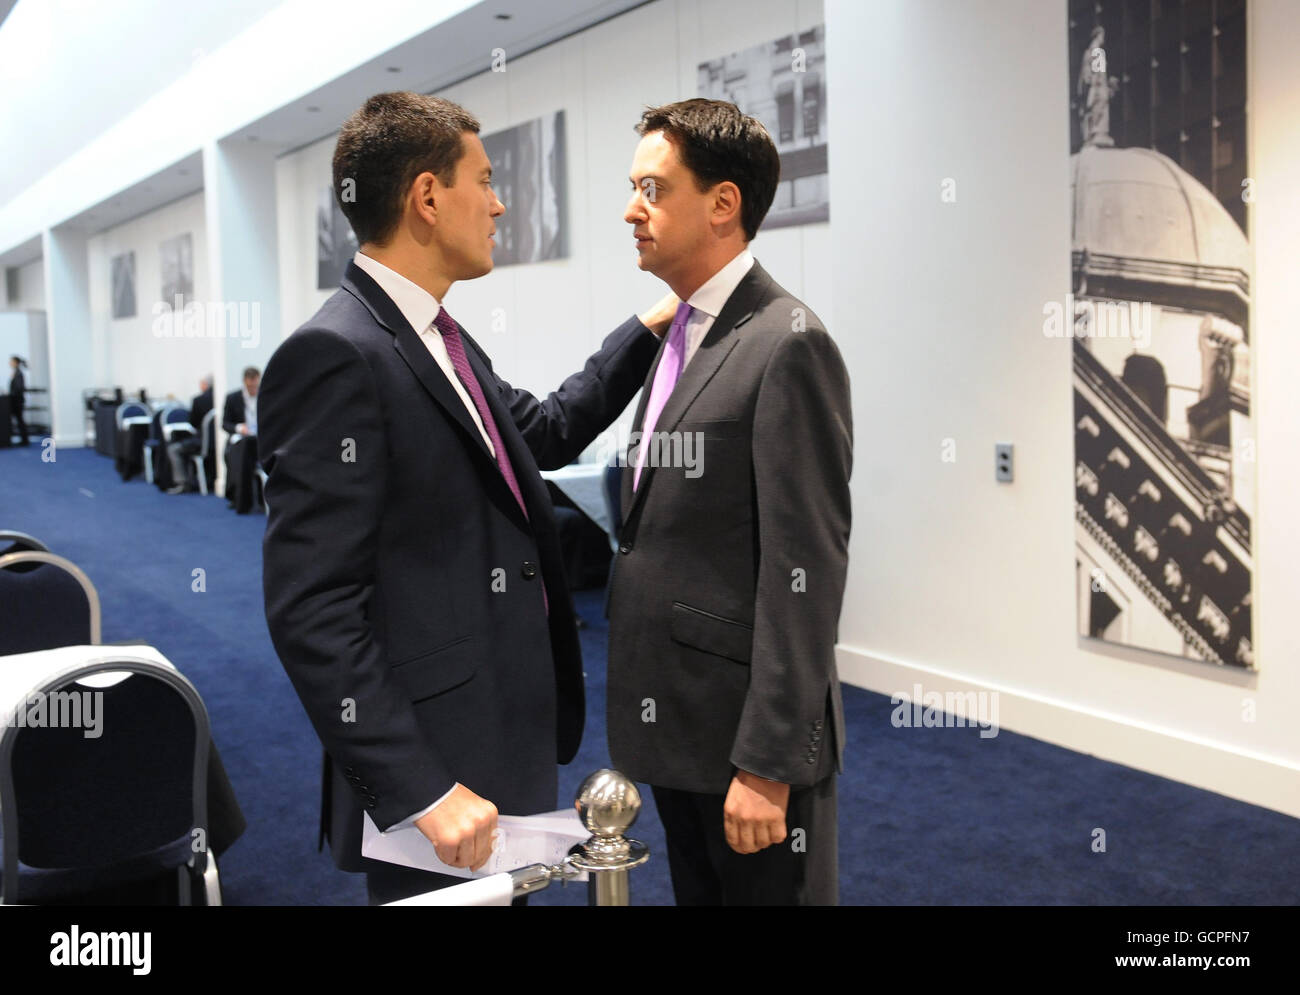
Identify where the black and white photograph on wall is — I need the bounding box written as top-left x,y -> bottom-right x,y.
698,24 -> 827,229
1068,0 -> 1254,669
159,233 -> 193,310
111,250 -> 136,319
317,183 -> 359,290
479,110 -> 568,266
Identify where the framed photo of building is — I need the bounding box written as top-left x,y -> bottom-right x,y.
317,184 -> 359,290
480,110 -> 568,266
111,251 -> 136,319
698,24 -> 828,229
159,233 -> 194,310
1068,0 -> 1254,669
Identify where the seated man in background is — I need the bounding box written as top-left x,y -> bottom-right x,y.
166,374 -> 214,494
223,366 -> 261,513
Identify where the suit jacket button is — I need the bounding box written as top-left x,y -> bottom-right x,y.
806,756 -> 817,765
344,766 -> 356,775
364,799 -> 377,809
521,560 -> 537,579
618,543 -> 632,555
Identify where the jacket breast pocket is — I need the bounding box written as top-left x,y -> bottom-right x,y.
680,418 -> 744,441
389,635 -> 475,702
670,602 -> 753,664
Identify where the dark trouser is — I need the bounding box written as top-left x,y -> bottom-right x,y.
167,436 -> 200,487
650,775 -> 838,906
362,858 -> 527,907
224,436 -> 260,513
12,404 -> 28,445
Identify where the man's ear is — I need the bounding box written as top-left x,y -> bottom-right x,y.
712,180 -> 742,229
410,171 -> 439,228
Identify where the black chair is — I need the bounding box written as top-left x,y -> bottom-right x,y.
0,552 -> 101,653
0,531 -> 49,573
190,409 -> 217,495
115,402 -> 153,481
143,403 -> 190,487
0,656 -> 222,905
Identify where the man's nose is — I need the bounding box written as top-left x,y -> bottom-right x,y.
491,193 -> 505,217
624,193 -> 644,224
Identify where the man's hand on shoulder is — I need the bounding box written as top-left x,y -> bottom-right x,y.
414,783 -> 499,870
723,769 -> 790,854
638,291 -> 681,338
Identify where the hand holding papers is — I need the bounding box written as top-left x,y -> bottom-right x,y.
363,808 -> 590,881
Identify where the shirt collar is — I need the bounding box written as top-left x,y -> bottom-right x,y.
685,247 -> 755,319
352,250 -> 444,335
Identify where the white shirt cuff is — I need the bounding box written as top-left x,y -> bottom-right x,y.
385,782 -> 460,833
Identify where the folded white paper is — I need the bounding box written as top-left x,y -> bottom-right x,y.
362,808 -> 590,881
385,872 -> 515,906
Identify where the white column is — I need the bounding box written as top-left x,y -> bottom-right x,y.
41,225 -> 93,449
203,138 -> 283,493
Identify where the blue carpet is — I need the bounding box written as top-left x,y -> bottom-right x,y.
1,446 -> 1296,904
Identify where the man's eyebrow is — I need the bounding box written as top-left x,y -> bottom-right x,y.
481,165 -> 493,178
630,174 -> 665,186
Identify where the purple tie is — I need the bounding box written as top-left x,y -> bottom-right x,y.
634,302 -> 693,490
434,307 -> 528,520
435,307 -> 546,614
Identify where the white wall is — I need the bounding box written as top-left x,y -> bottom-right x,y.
275,0 -> 830,452
828,0 -> 1300,817
86,193 -> 212,403
7,258 -> 45,311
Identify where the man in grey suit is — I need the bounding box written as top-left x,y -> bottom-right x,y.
606,99 -> 853,905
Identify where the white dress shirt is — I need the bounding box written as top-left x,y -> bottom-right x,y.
681,248 -> 755,368
241,388 -> 257,437
352,250 -> 495,459
351,249 -> 484,828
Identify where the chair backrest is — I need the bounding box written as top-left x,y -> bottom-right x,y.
158,403 -> 192,442
116,401 -> 150,428
0,531 -> 50,574
198,408 -> 217,459
0,657 -> 211,903
0,552 -> 101,652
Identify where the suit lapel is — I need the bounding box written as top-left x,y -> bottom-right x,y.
459,326 -> 544,531
622,261 -> 774,523
341,262 -> 495,466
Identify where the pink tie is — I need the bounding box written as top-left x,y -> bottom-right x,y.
634,302 -> 693,490
434,307 -> 528,519
434,307 -> 547,615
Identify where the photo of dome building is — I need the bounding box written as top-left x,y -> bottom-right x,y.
1069,1 -> 1254,668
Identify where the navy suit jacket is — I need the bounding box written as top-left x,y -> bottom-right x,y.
259,261 -> 659,870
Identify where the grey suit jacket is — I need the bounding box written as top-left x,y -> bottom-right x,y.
606,259 -> 853,794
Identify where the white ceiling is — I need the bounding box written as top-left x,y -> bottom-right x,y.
0,0 -> 649,268
0,0 -> 284,205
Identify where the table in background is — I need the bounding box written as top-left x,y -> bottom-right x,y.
541,463 -> 612,543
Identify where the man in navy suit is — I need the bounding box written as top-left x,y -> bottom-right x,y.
258,92 -> 674,904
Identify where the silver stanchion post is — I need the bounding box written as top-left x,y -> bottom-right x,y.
567,768 -> 650,907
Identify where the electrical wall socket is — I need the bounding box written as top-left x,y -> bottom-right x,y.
995,443 -> 1013,482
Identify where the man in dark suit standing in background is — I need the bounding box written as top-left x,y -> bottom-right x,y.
222,366 -> 261,512
258,92 -> 674,904
8,356 -> 29,446
607,99 -> 853,905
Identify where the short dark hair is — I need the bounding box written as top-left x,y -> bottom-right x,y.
333,92 -> 481,246
635,98 -> 780,241
242,367 -> 260,381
